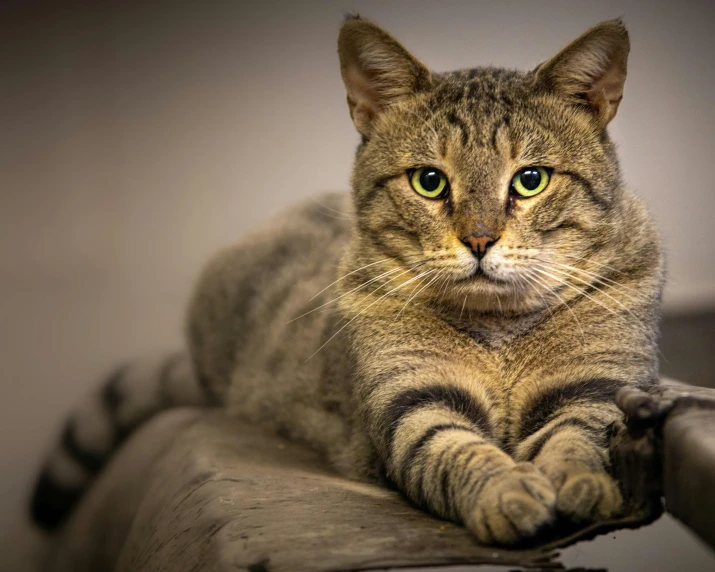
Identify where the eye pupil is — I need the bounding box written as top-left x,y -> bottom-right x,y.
419,169 -> 442,192
520,169 -> 541,191
409,167 -> 448,199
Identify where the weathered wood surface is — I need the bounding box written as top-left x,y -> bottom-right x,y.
47,379 -> 715,572
616,379 -> 715,551
46,409 -> 565,572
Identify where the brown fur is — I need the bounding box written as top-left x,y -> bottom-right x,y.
185,17 -> 663,545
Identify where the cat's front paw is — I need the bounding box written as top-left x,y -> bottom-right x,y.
539,461 -> 623,522
464,462 -> 557,545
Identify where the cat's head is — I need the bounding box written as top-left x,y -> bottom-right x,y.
338,16 -> 652,315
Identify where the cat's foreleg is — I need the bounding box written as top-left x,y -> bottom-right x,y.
364,381 -> 557,544
512,379 -> 626,523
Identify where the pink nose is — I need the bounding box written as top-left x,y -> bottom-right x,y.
463,235 -> 498,258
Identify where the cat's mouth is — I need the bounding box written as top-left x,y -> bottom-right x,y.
459,265 -> 506,286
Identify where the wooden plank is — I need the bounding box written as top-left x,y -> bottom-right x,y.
52,381 -> 715,572
663,400 -> 715,549
615,379 -> 715,552
47,410 -> 563,571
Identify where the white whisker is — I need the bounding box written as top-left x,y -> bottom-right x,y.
287,266 -> 405,323
305,267 -> 440,361
309,199 -> 354,219
527,269 -> 585,343
458,293 -> 468,321
396,269 -> 444,319
495,292 -> 503,315
314,209 -> 352,221
531,262 -> 645,329
521,270 -> 557,323
533,258 -> 639,297
338,265 -> 422,314
308,258 -> 393,301
541,251 -> 627,276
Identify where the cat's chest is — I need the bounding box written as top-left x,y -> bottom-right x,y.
459,312 -> 547,352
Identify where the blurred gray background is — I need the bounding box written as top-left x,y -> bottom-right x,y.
1,1 -> 714,570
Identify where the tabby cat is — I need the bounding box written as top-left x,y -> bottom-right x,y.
32,16 -> 663,545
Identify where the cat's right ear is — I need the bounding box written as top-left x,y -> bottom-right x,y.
534,19 -> 630,127
338,16 -> 431,137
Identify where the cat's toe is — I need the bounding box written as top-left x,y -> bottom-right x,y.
556,470 -> 623,522
465,462 -> 557,545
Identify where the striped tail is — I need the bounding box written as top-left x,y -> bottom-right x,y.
30,351 -> 212,531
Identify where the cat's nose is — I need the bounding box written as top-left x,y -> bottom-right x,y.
462,235 -> 499,259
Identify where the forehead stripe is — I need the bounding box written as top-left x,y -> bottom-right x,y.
446,111 -> 469,147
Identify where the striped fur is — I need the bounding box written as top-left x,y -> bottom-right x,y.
31,353 -> 209,529
32,18 -> 664,545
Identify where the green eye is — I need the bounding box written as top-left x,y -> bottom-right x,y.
511,166 -> 551,197
409,167 -> 449,199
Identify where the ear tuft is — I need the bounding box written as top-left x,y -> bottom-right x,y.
338,18 -> 431,136
535,19 -> 630,126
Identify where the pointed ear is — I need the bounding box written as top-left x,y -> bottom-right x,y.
535,19 -> 630,127
338,16 -> 431,136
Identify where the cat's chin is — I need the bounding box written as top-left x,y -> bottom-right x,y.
456,267 -> 509,288
460,293 -> 545,316
445,273 -> 546,316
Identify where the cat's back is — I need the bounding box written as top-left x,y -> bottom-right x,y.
186,192 -> 353,403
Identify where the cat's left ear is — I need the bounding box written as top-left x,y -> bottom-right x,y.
338,16 -> 432,137
534,19 -> 630,127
